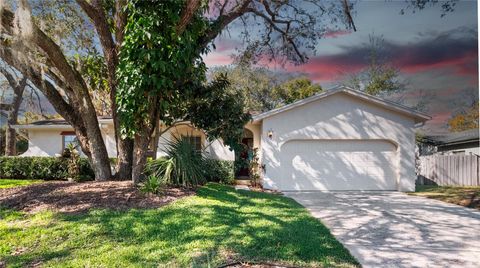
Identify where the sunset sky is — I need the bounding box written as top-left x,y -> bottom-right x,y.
204,0 -> 478,134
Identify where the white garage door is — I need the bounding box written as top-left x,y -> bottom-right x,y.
276,140 -> 397,191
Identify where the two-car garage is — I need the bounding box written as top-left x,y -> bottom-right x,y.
251,87 -> 430,192
278,139 -> 397,191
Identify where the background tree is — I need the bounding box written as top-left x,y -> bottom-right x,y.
210,64 -> 322,112
448,101 -> 479,132
342,34 -> 404,96
0,67 -> 27,155
210,65 -> 280,112
0,0 -> 129,180
273,76 -> 322,105
0,64 -> 46,155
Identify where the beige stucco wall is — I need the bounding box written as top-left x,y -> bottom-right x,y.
21,123 -> 118,158
161,124 -> 235,160
21,122 -> 234,161
22,128 -> 65,156
260,92 -> 417,192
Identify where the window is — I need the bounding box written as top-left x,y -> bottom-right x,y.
61,132 -> 79,151
182,136 -> 202,152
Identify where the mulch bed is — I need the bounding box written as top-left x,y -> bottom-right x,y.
0,181 -> 194,214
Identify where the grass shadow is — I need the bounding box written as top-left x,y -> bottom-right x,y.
1,183 -> 359,267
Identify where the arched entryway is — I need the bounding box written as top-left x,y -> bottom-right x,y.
235,128 -> 254,179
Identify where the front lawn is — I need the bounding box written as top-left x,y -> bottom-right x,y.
0,179 -> 42,189
0,183 -> 358,267
409,185 -> 480,209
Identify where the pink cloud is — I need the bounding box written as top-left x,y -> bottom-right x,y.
396,51 -> 478,76
428,111 -> 452,126
285,56 -> 366,83
204,52 -> 233,66
323,29 -> 352,39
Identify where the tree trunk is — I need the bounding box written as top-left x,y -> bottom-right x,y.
86,127 -> 112,181
4,77 -> 26,156
5,127 -> 17,156
110,71 -> 134,180
132,133 -> 151,184
151,123 -> 161,160
116,138 -> 134,180
131,108 -> 159,184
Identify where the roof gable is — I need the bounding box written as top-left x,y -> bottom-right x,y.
252,86 -> 431,123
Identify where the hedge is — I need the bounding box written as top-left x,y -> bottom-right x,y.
0,156 -> 94,181
202,159 -> 235,184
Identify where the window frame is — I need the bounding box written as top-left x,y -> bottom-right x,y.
61,131 -> 78,151
182,135 -> 202,152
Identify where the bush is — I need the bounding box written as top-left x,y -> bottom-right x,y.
202,159 -> 235,184
145,157 -> 235,186
144,137 -> 235,187
0,156 -> 94,181
139,175 -> 164,195
145,137 -> 205,187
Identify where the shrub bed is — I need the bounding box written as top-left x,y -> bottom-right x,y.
202,159 -> 235,184
0,156 -> 94,181
144,158 -> 234,185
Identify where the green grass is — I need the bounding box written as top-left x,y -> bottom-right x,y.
0,179 -> 42,189
0,184 -> 358,267
410,185 -> 480,209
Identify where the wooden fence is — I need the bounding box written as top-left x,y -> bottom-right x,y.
418,155 -> 480,186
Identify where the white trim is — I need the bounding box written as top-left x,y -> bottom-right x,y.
12,124 -> 73,129
252,86 -> 431,123
12,119 -> 113,129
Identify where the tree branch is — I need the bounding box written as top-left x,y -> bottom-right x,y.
114,0 -> 128,47
201,0 -> 253,47
342,0 -> 357,31
176,0 -> 202,35
0,39 -> 92,157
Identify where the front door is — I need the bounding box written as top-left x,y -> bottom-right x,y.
236,138 -> 254,178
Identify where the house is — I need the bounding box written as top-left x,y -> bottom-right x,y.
13,86 -> 430,191
421,129 -> 479,156
13,116 -> 234,161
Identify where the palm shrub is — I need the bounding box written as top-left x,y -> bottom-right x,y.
140,175 -> 164,195
145,137 -> 205,188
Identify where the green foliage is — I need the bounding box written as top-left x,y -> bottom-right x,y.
343,34 -> 404,96
210,65 -> 322,113
448,101 -> 479,132
249,148 -> 261,187
117,1 -> 249,151
145,137 -> 205,187
139,175 -> 164,195
202,159 -> 235,184
0,157 -> 93,180
63,144 -> 81,182
234,152 -> 250,175
0,184 -> 359,267
187,75 -> 251,151
210,65 -> 280,112
273,76 -> 323,104
117,0 -> 209,137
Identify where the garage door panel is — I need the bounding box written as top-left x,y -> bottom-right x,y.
276,140 -> 397,191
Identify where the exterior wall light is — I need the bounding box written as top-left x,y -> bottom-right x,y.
267,129 -> 274,139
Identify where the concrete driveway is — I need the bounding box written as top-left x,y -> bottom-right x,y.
285,191 -> 480,268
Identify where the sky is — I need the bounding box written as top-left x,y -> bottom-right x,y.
204,0 -> 479,134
